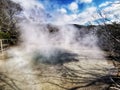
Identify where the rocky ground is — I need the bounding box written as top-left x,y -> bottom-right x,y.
0,47 -> 119,90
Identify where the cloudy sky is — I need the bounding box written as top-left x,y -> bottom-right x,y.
11,0 -> 120,25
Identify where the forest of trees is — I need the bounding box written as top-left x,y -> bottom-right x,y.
0,0 -> 21,44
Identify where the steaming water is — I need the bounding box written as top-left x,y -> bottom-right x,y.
0,0 -> 115,90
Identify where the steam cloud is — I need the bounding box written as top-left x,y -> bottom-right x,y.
9,0 -> 106,64
0,0 -> 114,90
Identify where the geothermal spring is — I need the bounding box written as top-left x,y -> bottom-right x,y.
0,0 -> 117,90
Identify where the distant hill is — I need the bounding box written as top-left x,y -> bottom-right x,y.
46,23 -> 120,57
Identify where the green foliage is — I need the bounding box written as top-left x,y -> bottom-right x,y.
0,31 -> 10,39
0,0 -> 21,44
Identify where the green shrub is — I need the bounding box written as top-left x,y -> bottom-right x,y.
0,31 -> 10,39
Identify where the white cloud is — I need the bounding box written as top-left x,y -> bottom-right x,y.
54,0 -> 120,25
54,6 -> 98,25
101,2 -> 120,23
103,2 -> 120,12
11,0 -> 120,25
79,0 -> 92,3
69,2 -> 78,11
72,7 -> 98,24
58,8 -> 67,14
53,14 -> 78,25
99,1 -> 112,8
72,0 -> 120,25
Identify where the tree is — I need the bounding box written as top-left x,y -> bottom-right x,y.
0,0 -> 22,44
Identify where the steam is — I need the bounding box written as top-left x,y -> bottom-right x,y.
0,0 -> 115,89
8,0 -> 107,64
17,21 -> 102,63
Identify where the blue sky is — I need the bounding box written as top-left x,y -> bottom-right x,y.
38,0 -> 113,13
11,0 -> 120,25
38,0 -> 120,25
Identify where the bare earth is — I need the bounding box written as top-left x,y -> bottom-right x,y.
0,48 -> 116,90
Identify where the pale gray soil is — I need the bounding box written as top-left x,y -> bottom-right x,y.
0,48 -> 117,90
